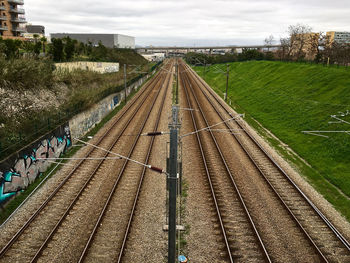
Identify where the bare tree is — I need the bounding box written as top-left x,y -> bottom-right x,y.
280,23 -> 313,60
264,35 -> 275,51
279,37 -> 291,60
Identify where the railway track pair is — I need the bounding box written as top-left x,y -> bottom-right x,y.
179,60 -> 350,263
0,61 -> 173,262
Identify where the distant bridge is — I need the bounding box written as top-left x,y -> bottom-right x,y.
136,45 -> 281,53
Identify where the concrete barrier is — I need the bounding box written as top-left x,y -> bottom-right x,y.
0,124 -> 71,207
55,62 -> 119,74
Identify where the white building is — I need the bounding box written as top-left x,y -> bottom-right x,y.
50,33 -> 135,49
142,53 -> 165,62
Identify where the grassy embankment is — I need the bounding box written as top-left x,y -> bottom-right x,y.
194,61 -> 350,221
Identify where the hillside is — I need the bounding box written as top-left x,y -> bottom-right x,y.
195,61 -> 350,220
0,54 -> 152,160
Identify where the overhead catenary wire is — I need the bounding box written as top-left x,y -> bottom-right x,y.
331,115 -> 350,125
302,114 -> 350,138
302,130 -> 350,138
74,138 -> 165,174
180,116 -> 241,138
45,160 -> 76,167
207,128 -> 243,134
37,157 -> 123,161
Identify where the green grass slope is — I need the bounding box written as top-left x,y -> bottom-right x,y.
195,61 -> 350,220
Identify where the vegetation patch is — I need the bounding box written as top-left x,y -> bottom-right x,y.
194,60 -> 350,221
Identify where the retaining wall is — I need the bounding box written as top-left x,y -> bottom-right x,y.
0,68 -> 157,207
0,123 -> 71,207
55,62 -> 120,73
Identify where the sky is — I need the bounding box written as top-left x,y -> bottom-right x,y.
24,0 -> 350,47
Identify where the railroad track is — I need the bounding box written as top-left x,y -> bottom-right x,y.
0,61 -> 173,262
180,60 -> 350,263
76,63 -> 172,263
181,67 -> 270,262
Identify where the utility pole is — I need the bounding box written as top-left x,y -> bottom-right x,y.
168,105 -> 180,263
176,62 -> 179,104
124,64 -> 127,104
225,64 -> 230,102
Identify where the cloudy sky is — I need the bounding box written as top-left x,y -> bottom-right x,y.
25,0 -> 350,46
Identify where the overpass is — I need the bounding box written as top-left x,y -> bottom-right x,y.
136,45 -> 281,54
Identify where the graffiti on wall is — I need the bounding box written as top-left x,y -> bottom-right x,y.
0,124 -> 71,205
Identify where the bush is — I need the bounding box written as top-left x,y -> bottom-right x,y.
0,58 -> 54,90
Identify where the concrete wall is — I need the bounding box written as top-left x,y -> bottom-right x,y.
55,62 -> 119,74
0,124 -> 71,206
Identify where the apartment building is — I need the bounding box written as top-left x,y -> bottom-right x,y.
326,31 -> 350,45
0,0 -> 26,38
290,32 -> 320,60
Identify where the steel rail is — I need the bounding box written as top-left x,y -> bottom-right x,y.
0,62 -> 169,259
184,62 -> 328,262
187,61 -> 350,252
181,65 -> 271,262
184,61 -> 350,259
31,62 -> 171,263
116,64 -> 172,263
78,62 -> 172,262
180,72 -> 233,263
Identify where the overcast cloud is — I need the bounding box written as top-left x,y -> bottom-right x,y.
24,0 -> 350,46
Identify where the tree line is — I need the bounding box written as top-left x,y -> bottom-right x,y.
184,49 -> 275,65
269,24 -> 350,65
0,36 -> 146,64
185,24 -> 350,66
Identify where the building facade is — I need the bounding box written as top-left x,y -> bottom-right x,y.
23,24 -> 45,39
0,0 -> 26,38
290,32 -> 320,60
326,31 -> 350,45
50,33 -> 135,49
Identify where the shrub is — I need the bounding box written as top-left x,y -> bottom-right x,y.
0,58 -> 54,90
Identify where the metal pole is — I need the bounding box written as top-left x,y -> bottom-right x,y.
176,62 -> 179,104
124,64 -> 127,104
168,105 -> 179,263
225,64 -> 229,102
